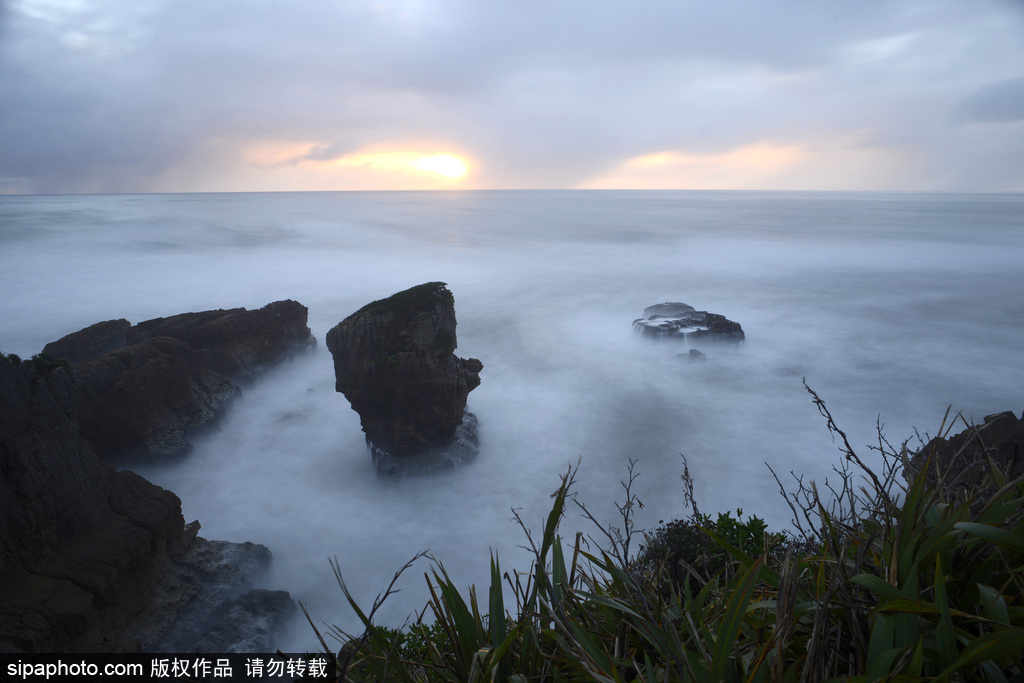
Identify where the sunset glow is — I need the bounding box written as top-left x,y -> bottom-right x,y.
208,142 -> 477,191
409,155 -> 469,178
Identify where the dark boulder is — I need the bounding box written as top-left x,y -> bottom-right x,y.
42,319 -> 131,363
71,337 -> 239,460
634,303 -> 745,343
905,410 -> 1024,507
325,282 -> 482,474
0,357 -> 292,652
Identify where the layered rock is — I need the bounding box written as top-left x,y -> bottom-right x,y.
128,300 -> 314,381
633,303 -> 745,344
72,337 -> 239,460
0,357 -> 293,652
326,282 -> 482,474
42,300 -> 314,461
42,319 -> 131,363
905,410 -> 1024,506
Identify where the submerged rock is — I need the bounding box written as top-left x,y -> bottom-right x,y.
0,358 -> 293,653
678,348 -> 707,363
326,282 -> 483,475
634,302 -> 744,343
42,300 -> 315,461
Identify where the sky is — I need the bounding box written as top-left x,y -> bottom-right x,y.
1,0 -> 1023,194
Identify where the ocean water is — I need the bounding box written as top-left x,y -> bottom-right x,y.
1,189 -> 1022,651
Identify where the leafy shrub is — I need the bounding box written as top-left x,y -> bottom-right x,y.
637,508 -> 790,588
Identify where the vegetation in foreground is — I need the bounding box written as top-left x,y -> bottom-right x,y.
304,383 -> 1024,681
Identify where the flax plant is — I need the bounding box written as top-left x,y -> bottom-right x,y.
306,384 -> 1024,681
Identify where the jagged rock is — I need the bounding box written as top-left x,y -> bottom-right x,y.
71,337 -> 239,460
42,319 -> 131,363
186,589 -> 296,654
128,300 -> 315,381
325,282 -> 482,474
633,303 -> 744,343
42,300 -> 315,461
0,357 -> 292,653
904,410 -> 1024,506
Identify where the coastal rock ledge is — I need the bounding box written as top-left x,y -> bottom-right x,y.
326,282 -> 483,476
0,357 -> 294,653
633,303 -> 745,344
42,300 -> 315,461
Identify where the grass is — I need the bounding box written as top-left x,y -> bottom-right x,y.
302,382 -> 1024,681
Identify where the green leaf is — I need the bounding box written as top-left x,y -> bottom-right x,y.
710,556 -> 761,682
934,554 -> 958,672
955,522 -> 1024,554
488,552 -> 510,682
851,573 -> 908,602
977,583 -> 1011,626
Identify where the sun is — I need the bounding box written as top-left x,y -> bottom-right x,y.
409,154 -> 469,179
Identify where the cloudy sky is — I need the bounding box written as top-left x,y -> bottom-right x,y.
1,0 -> 1023,194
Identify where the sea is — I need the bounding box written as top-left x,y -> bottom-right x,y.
1,190 -> 1022,652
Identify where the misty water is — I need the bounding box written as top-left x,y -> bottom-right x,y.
2,190 -> 1022,652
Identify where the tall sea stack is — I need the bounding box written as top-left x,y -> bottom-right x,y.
325,282 -> 483,475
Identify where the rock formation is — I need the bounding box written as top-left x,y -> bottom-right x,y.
72,337 -> 240,460
41,300 -> 314,461
325,282 -> 482,474
128,300 -> 314,381
904,410 -> 1024,507
634,303 -> 745,343
0,356 -> 293,652
43,319 -> 131,363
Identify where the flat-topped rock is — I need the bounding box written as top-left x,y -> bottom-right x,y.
634,302 -> 745,343
129,300 -> 314,381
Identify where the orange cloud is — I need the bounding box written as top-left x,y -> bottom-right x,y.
578,139 -> 910,191
578,143 -> 807,190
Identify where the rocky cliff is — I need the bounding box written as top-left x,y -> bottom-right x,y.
325,282 -> 482,473
43,319 -> 131,363
42,300 -> 314,461
0,356 -> 292,653
905,410 -> 1024,506
128,300 -> 314,381
72,337 -> 239,460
